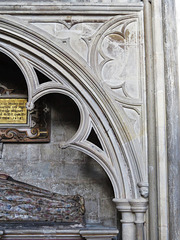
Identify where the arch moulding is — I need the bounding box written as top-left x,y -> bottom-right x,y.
0,5 -> 149,239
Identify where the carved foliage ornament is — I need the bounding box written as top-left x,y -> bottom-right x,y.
31,14 -> 145,147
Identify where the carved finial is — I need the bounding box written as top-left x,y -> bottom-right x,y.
138,182 -> 149,198
26,101 -> 35,111
59,141 -> 68,149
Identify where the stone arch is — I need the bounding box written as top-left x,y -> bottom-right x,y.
0,15 -> 145,200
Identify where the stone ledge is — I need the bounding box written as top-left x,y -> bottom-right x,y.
0,228 -> 119,240
80,229 -> 119,239
0,2 -> 143,15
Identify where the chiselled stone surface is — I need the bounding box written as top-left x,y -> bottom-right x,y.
29,11 -> 146,157
0,2 -> 148,240
0,0 -> 178,240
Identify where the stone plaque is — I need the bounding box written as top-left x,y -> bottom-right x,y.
0,99 -> 27,124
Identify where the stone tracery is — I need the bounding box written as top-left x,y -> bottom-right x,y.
0,3 -> 148,239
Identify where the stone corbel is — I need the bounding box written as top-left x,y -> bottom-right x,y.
138,182 -> 149,198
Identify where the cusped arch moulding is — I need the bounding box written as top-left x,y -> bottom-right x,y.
0,14 -> 146,201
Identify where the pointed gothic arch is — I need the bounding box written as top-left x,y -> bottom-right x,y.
0,15 -> 145,201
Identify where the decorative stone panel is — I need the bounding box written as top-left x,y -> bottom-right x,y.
0,1 -> 149,240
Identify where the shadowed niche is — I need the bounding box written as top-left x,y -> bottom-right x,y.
38,93 -> 80,141
0,52 -> 27,95
87,128 -> 103,150
35,69 -> 52,84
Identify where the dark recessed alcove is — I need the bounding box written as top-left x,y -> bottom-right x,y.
37,93 -> 80,141
35,69 -> 51,84
87,128 -> 103,150
0,52 -> 27,95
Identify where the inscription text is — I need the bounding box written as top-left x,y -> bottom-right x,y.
0,99 -> 27,124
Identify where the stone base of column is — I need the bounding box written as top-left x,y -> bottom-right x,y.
80,229 -> 119,240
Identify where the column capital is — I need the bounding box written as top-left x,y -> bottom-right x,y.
112,198 -> 131,212
130,199 -> 148,213
113,198 -> 136,239
113,198 -> 148,213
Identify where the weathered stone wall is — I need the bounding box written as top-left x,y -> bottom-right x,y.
0,93 -> 117,227
163,0 -> 180,239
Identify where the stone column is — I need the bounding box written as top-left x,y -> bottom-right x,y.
143,0 -> 158,239
163,0 -> 180,239
113,199 -> 136,240
130,199 -> 148,240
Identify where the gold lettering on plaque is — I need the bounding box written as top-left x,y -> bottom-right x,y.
0,99 -> 27,124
